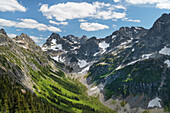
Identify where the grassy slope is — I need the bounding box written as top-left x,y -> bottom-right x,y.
0,41 -> 114,113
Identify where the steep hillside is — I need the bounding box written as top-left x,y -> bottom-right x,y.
87,13 -> 170,112
0,30 -> 113,113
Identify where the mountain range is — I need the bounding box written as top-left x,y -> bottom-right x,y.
0,13 -> 170,113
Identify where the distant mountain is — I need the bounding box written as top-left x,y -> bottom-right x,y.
87,13 -> 170,112
42,26 -> 147,73
42,13 -> 170,112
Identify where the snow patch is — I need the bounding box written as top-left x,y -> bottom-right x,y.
51,56 -> 65,63
51,39 -> 56,45
159,46 -> 170,56
120,40 -> 132,46
51,44 -> 62,51
16,40 -> 22,43
127,59 -> 142,66
93,51 -> 100,56
148,97 -> 161,108
90,86 -> 98,91
99,41 -> 109,54
134,29 -> 137,33
79,65 -> 90,73
164,60 -> 170,67
132,48 -> 135,52
51,56 -> 59,62
142,53 -> 152,59
135,27 -> 141,30
112,35 -> 116,39
78,59 -> 88,68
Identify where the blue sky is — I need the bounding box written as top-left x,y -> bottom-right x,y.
0,0 -> 170,45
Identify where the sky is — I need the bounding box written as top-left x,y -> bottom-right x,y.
0,0 -> 170,45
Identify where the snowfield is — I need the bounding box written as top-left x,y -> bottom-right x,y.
164,60 -> 170,67
142,53 -> 152,59
78,59 -> 88,68
51,39 -> 56,45
99,41 -> 109,54
79,65 -> 91,73
51,56 -> 65,63
148,97 -> 161,108
159,46 -> 170,55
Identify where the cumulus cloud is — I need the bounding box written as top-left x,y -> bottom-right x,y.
123,18 -> 141,22
112,24 -> 117,29
96,11 -> 126,20
78,19 -> 87,22
125,0 -> 170,9
8,33 -> 17,38
114,0 -> 121,3
156,2 -> 170,9
0,18 -> 61,32
127,19 -> 141,22
0,0 -> 26,12
30,36 -> 46,43
39,2 -> 126,21
49,20 -> 68,25
80,22 -> 109,31
0,18 -> 17,27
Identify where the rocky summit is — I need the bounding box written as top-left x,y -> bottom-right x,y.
42,26 -> 148,73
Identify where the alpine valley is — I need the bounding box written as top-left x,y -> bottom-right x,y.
1,13 -> 170,113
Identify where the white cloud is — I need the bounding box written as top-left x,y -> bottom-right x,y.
16,29 -> 22,31
114,0 -> 121,3
0,0 -> 26,12
125,0 -> 159,4
0,18 -> 17,27
114,5 -> 127,10
78,19 -> 87,22
122,18 -> 141,22
127,19 -> 141,22
112,19 -> 118,21
39,2 -> 126,21
30,36 -> 46,43
49,20 -> 68,25
0,18 -> 61,32
95,11 -> 126,20
113,24 -> 117,29
80,22 -> 109,31
125,0 -> 170,9
8,33 -> 17,38
156,2 -> 170,9
47,26 -> 61,32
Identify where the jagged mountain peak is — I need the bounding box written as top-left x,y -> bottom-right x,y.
47,33 -> 61,42
87,36 -> 97,42
149,13 -> 170,35
81,35 -> 87,38
13,33 -> 40,51
0,29 -> 12,44
51,32 -> 61,38
0,28 -> 7,36
14,33 -> 35,44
